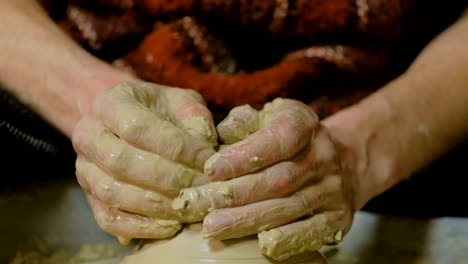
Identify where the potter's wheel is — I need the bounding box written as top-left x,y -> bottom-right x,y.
120,224 -> 327,264
4,176 -> 468,263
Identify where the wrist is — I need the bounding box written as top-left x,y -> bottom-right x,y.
0,0 -> 137,139
41,52 -> 137,139
73,57 -> 138,120
322,92 -> 403,210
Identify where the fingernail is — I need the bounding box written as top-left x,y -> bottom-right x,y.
200,219 -> 214,238
195,148 -> 216,169
202,212 -> 234,236
204,154 -> 234,181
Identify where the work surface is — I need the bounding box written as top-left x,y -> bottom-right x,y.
1,177 -> 468,264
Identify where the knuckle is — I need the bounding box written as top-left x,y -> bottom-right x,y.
326,174 -> 345,193
271,123 -> 307,158
71,119 -> 92,152
91,200 -> 115,230
153,119 -> 186,160
290,99 -> 318,121
93,180 -> 116,205
75,159 -> 91,191
118,113 -> 148,142
71,125 -> 83,149
264,126 -> 284,150
75,175 -> 88,192
170,165 -> 195,189
292,187 -> 323,213
282,102 -> 318,131
82,166 -> 117,205
270,164 -> 297,194
144,192 -> 168,211
293,192 -> 310,212
313,130 -> 337,164
95,212 -> 115,233
102,140 -> 128,172
168,132 -> 185,161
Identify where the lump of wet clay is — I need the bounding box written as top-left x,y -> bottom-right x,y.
120,224 -> 327,264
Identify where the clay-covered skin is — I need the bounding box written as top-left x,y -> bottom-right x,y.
72,82 -> 218,244
172,98 -> 357,261
37,0 -> 466,258
258,214 -> 343,260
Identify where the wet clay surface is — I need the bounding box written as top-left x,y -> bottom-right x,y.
120,224 -> 327,264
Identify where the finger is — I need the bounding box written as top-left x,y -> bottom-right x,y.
92,82 -> 215,170
162,87 -> 218,146
216,104 -> 260,144
85,195 -> 182,245
200,183 -> 330,240
73,118 -> 208,196
205,98 -> 319,181
258,211 -> 351,261
76,156 -> 184,219
172,143 -> 334,222
202,199 -> 306,240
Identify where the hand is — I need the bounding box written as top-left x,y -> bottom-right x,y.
173,98 -> 359,261
72,82 -> 217,244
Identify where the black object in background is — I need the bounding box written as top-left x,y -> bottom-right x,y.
0,87 -> 76,183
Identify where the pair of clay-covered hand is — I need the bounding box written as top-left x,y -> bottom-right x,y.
72,82 -> 357,261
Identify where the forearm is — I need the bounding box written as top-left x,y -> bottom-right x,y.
0,0 -> 135,138
324,9 -> 468,209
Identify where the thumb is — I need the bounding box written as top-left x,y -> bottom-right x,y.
216,104 -> 260,144
163,87 -> 218,146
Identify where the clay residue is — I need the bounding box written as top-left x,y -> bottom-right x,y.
258,216 -> 342,261
180,115 -> 217,145
259,228 -> 322,261
249,155 -> 264,171
217,104 -> 260,144
120,224 -> 328,264
172,183 -> 235,222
